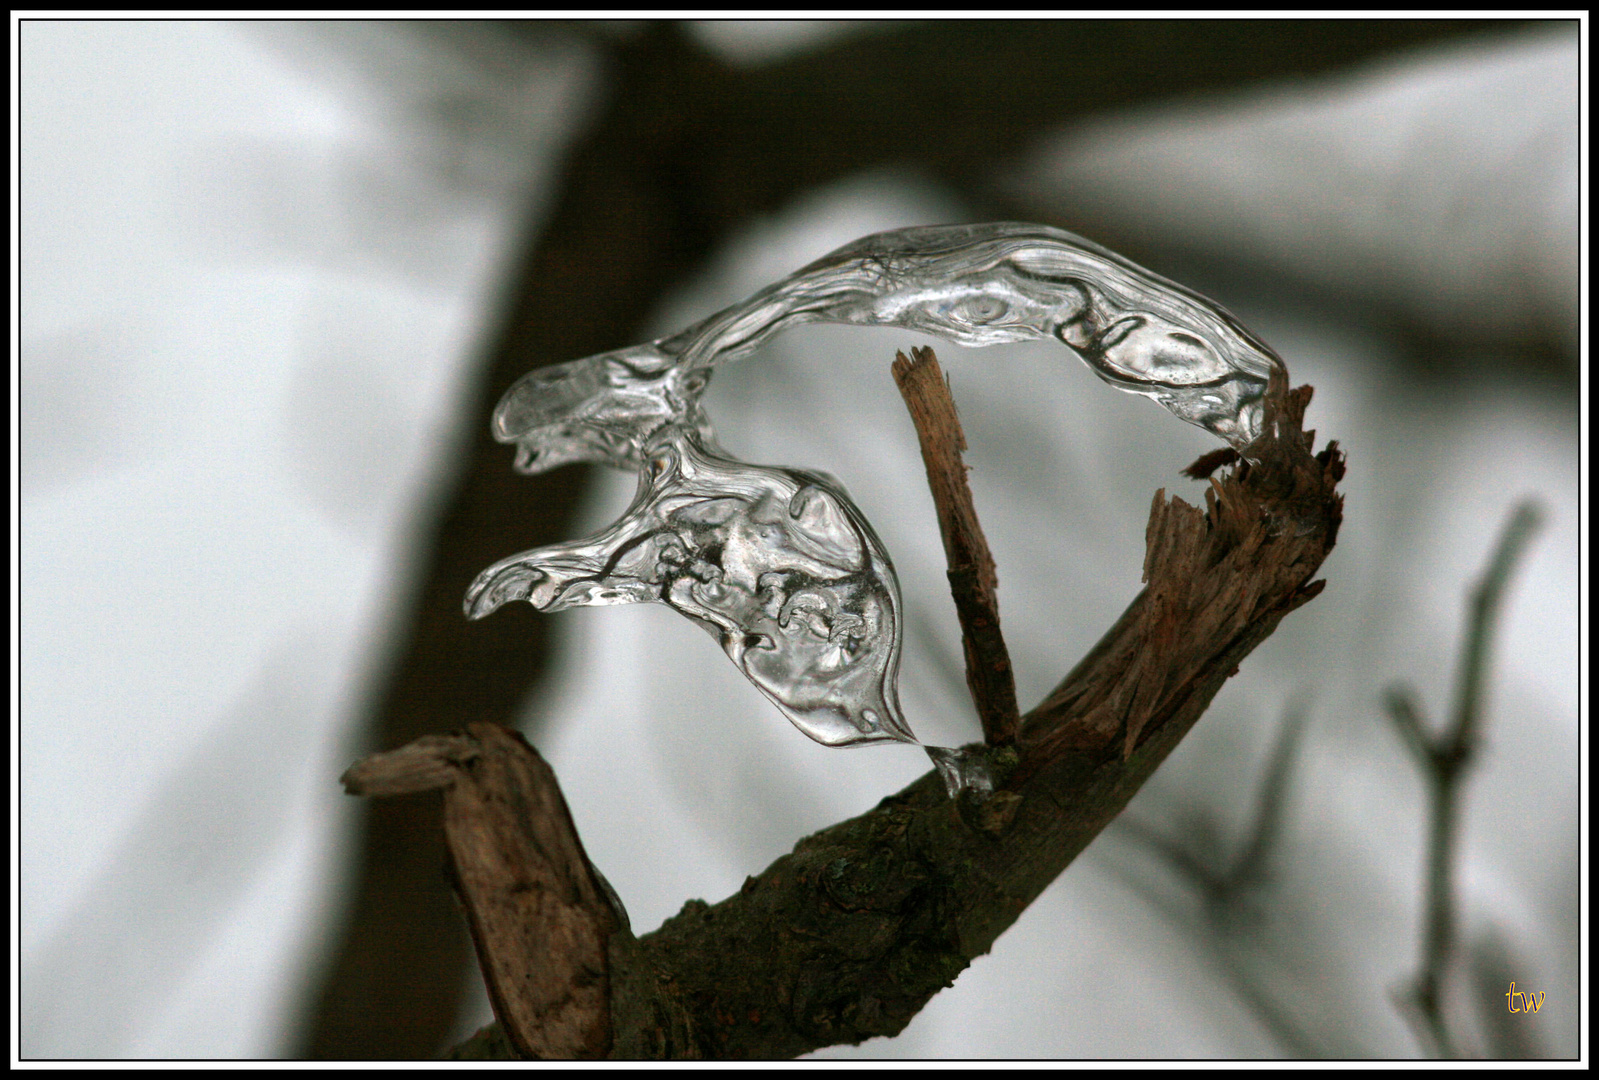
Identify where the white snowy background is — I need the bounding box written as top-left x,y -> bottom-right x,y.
17,19 -> 1582,1059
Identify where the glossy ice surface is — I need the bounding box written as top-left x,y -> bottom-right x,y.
468,426 -> 912,750
470,223 -> 1287,794
492,222 -> 1283,473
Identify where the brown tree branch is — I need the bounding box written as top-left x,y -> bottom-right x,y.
304,20 -> 1508,1054
343,724 -> 621,1059
430,362 -> 1343,1059
1021,371 -> 1343,765
892,346 -> 1019,746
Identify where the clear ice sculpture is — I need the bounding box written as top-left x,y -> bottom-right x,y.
467,223 -> 1289,795
469,424 -> 911,750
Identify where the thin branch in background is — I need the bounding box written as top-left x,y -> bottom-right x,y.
1118,701 -> 1309,920
1384,499 -> 1544,1059
892,346 -> 1020,748
1224,699 -> 1310,903
1108,701 -> 1331,1056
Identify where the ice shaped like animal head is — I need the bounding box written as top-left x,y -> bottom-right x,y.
492,344 -> 714,473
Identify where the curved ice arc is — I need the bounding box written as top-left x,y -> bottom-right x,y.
664,222 -> 1282,447
492,222 -> 1285,474
466,426 -> 914,750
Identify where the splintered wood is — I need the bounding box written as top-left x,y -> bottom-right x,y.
1021,369 -> 1344,763
892,345 -> 1020,746
342,722 -> 621,1060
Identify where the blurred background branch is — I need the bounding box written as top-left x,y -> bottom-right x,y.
1108,702 -> 1338,1056
1386,500 -> 1544,1057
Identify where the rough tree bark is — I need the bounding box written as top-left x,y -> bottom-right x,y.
348,346 -> 1345,1059
341,725 -> 621,1059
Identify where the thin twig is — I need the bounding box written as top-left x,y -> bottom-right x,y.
891,345 -> 1020,746
1385,499 -> 1544,1058
1383,686 -> 1433,768
1449,503 -> 1545,766
1109,701 -> 1359,1057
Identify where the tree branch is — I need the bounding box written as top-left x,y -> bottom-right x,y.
426,361 -> 1344,1059
305,20 -> 1511,1054
343,724 -> 621,1059
892,346 -> 1019,746
1019,370 -> 1342,766
1384,500 -> 1543,1058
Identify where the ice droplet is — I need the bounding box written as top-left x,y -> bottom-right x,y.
469,223 -> 1288,795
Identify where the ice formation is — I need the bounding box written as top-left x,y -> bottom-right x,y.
467,223 -> 1287,795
